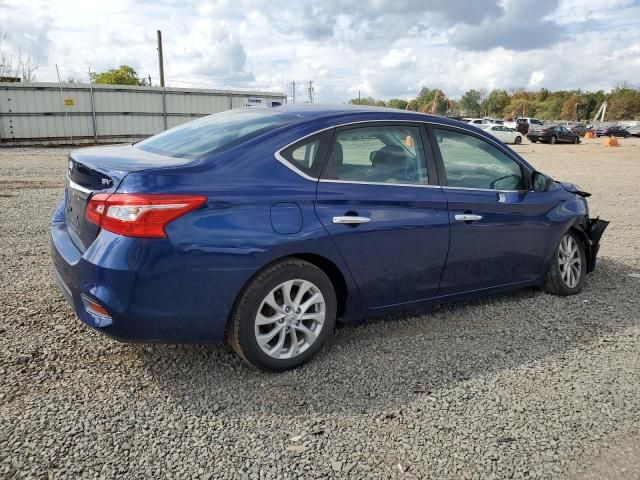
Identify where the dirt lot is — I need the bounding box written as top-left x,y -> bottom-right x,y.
1,138 -> 639,479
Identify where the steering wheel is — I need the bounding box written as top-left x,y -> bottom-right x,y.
489,174 -> 521,190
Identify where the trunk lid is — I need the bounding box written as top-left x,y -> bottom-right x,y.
65,144 -> 194,251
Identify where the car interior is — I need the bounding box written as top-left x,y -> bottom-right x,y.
325,131 -> 426,185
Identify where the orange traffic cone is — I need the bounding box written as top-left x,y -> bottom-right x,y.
584,131 -> 595,139
603,136 -> 619,147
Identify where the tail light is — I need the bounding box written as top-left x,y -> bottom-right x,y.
85,193 -> 207,238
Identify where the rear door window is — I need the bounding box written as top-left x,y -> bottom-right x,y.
321,125 -> 429,185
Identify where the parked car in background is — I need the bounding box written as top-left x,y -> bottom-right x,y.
527,125 -> 581,144
505,117 -> 544,135
596,125 -> 631,138
483,117 -> 504,125
463,118 -> 487,125
479,124 -> 523,144
625,125 -> 640,137
50,105 -> 607,371
558,122 -> 589,137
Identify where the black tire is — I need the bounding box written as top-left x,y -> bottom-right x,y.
228,258 -> 337,371
550,135 -> 557,145
515,136 -> 522,144
530,138 -> 537,143
574,136 -> 579,144
542,230 -> 587,296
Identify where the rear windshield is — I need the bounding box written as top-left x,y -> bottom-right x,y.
136,108 -> 299,158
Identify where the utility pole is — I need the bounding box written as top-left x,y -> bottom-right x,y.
88,67 -> 98,143
157,30 -> 165,87
308,81 -> 314,104
291,81 -> 295,104
358,90 -> 361,102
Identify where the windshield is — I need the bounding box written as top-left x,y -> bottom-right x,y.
136,108 -> 300,158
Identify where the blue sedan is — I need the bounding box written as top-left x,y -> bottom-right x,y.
51,105 -> 608,371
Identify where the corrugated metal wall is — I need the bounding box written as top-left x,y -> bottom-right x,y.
0,82 -> 286,145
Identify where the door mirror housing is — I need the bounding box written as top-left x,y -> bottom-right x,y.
532,171 -> 552,192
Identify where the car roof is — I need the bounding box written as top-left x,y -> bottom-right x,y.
256,103 -> 467,128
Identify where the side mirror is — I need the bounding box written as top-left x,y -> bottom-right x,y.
532,171 -> 552,192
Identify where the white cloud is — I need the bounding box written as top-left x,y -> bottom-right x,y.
528,71 -> 545,89
1,0 -> 640,101
381,48 -> 417,69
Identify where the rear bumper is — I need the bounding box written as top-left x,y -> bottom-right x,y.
586,218 -> 609,273
50,201 -> 253,343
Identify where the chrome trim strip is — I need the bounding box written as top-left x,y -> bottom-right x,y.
442,186 -> 530,193
67,176 -> 92,194
273,118 -> 533,183
318,178 -> 441,189
274,151 -> 319,181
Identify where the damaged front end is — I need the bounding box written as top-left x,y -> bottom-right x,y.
585,217 -> 609,273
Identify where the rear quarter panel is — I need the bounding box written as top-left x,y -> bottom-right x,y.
116,128 -> 366,324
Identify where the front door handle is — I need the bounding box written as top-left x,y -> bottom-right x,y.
454,214 -> 483,222
333,216 -> 371,225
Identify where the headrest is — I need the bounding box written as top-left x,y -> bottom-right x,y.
371,145 -> 406,168
331,141 -> 343,166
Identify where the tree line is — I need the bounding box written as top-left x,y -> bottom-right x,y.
349,85 -> 640,121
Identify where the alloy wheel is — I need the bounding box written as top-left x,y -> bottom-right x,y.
254,279 -> 326,359
558,234 -> 582,288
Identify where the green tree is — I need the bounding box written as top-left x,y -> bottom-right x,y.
459,89 -> 483,116
415,87 -> 438,112
484,89 -> 510,117
536,95 -> 564,120
559,95 -> 579,120
91,65 -> 143,85
348,96 -> 385,107
503,99 -> 537,119
537,88 -> 550,102
582,90 -> 606,121
386,98 -> 408,110
412,87 -> 450,115
606,86 -> 640,120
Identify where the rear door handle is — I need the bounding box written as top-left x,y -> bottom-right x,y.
454,214 -> 483,222
332,216 -> 371,225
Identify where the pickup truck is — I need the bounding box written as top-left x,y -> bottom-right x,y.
504,117 -> 544,134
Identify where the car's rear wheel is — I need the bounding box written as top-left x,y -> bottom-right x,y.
542,231 -> 586,295
228,259 -> 337,371
515,136 -> 522,144
530,138 -> 537,143
550,135 -> 557,144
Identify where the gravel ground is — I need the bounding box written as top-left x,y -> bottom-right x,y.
1,138 -> 639,479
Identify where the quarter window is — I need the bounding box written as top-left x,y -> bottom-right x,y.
434,128 -> 525,191
279,131 -> 333,178
322,125 -> 428,185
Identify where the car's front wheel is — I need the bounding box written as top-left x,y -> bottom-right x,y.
515,136 -> 522,144
550,135 -> 557,144
542,231 -> 586,295
228,259 -> 337,371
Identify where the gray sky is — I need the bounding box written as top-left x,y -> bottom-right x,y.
1,0 -> 639,102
